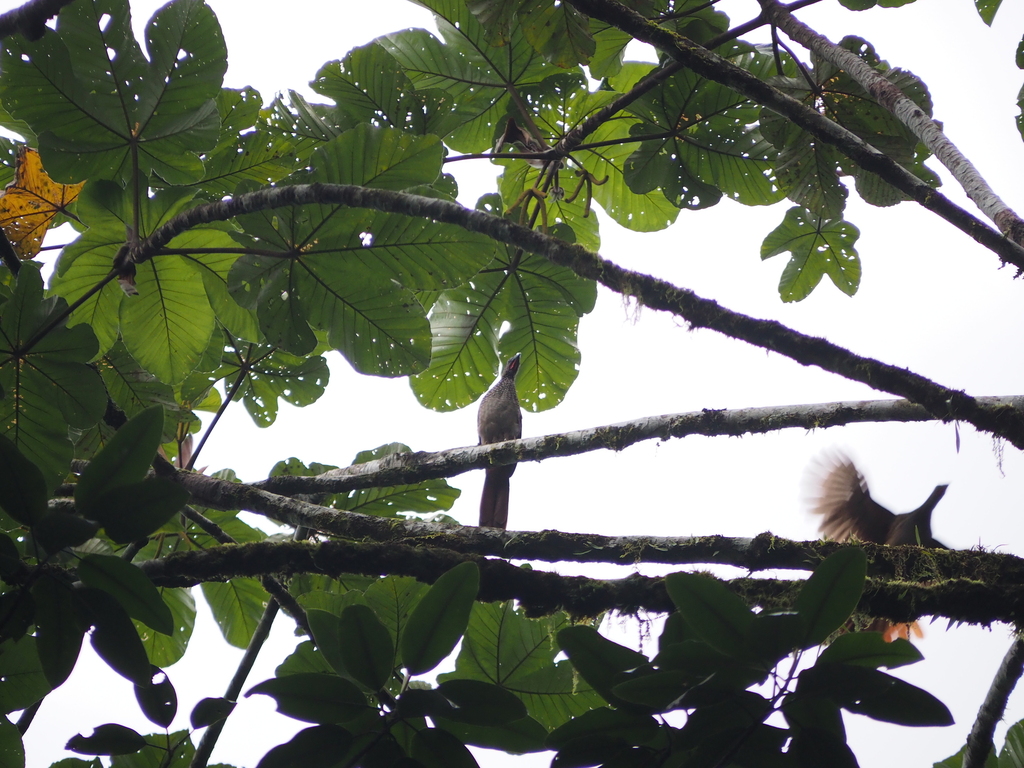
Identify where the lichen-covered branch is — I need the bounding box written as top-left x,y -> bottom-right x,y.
761,0 -> 1024,247
126,183 -> 1024,449
563,0 -> 1024,271
246,396 -> 1021,498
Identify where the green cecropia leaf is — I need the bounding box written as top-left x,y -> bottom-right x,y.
0,266 -> 106,490
0,0 -> 226,185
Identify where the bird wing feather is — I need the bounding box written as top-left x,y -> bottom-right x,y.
807,451 -> 894,544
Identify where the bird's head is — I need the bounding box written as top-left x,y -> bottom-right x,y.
504,353 -> 522,379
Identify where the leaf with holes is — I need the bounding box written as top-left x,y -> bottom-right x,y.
0,0 -> 226,184
761,206 -> 861,302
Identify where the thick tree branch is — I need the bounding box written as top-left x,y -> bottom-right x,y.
153,461 -> 1024,589
134,537 -> 1024,627
123,184 -> 1024,449
964,635 -> 1024,768
245,396 -> 1020,498
563,0 -> 1024,271
761,0 -> 1024,247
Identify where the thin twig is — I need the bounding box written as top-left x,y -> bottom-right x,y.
0,230 -> 20,276
187,519 -> 313,768
186,344 -> 248,472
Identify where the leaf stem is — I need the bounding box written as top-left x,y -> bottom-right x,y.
185,337 -> 249,472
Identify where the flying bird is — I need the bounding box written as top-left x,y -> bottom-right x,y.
807,450 -> 948,640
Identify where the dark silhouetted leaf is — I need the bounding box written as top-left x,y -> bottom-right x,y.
433,715 -> 548,754
799,663 -> 953,726
818,631 -> 922,670
791,726 -> 859,768
190,697 -> 235,729
90,475 -> 188,543
0,635 -> 50,713
748,611 -> 805,665
134,666 -> 177,728
412,727 -> 479,768
78,554 -> 174,635
75,406 -> 165,516
795,548 -> 867,646
256,725 -> 352,768
401,562 -> 479,675
66,724 -> 146,756
77,588 -> 152,687
338,604 -> 394,691
612,670 -> 692,710
31,575 -> 83,688
33,511 -> 99,553
437,679 -> 527,726
0,432 -> 46,525
664,572 -> 753,658
247,673 -> 368,724
547,707 -> 659,750
557,625 -> 648,708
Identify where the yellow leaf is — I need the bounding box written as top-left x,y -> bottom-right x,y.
0,147 -> 85,260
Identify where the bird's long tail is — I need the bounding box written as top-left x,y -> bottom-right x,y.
479,465 -> 515,529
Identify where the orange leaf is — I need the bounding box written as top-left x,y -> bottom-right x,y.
0,147 -> 85,260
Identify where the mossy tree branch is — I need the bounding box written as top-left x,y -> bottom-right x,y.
126,536 -> 1024,628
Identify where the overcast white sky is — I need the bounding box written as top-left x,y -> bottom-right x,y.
15,0 -> 1024,765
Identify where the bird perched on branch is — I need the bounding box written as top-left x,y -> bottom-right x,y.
477,353 -> 522,529
806,450 -> 948,641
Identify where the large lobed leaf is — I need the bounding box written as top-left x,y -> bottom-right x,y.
442,601 -> 604,731
381,0 -> 555,153
227,126 -> 497,376
0,0 -> 226,185
411,231 -> 595,413
50,182 -> 236,383
761,206 -> 861,302
622,50 -> 787,212
0,266 -> 106,489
